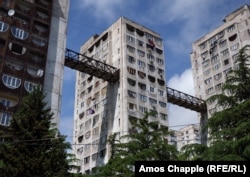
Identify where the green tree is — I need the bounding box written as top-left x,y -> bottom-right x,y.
204,45 -> 250,160
0,88 -> 73,176
96,111 -> 178,177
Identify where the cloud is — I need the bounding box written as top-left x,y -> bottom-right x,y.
77,0 -> 134,22
167,68 -> 199,130
167,68 -> 195,95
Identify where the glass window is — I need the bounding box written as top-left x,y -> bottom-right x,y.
158,89 -> 164,96
0,113 -> 11,126
24,81 -> 38,92
128,90 -> 137,98
0,21 -> 9,32
126,35 -> 135,44
227,25 -> 235,33
138,94 -> 147,102
1,99 -> 11,107
138,60 -> 145,68
11,27 -> 29,40
159,101 -> 166,108
2,74 -> 21,89
139,106 -> 148,113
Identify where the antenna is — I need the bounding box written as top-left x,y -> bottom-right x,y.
8,9 -> 15,17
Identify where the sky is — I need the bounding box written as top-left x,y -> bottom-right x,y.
60,0 -> 249,142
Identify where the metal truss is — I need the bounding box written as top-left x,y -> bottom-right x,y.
64,48 -> 207,113
64,48 -> 120,83
166,87 -> 207,113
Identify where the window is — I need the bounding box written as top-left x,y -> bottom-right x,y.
213,63 -> 221,70
11,27 -> 29,40
204,77 -> 212,85
149,98 -> 157,105
127,67 -> 136,75
203,69 -> 211,76
160,113 -> 167,121
84,156 -> 90,164
137,40 -> 144,47
211,54 -> 219,64
127,78 -> 136,86
206,87 -> 214,94
126,35 -> 135,44
128,103 -> 137,111
148,64 -> 155,72
232,53 -> 239,61
0,21 -> 9,32
2,74 -> 21,89
137,50 -> 145,57
93,127 -> 99,135
149,86 -> 155,94
138,82 -> 146,90
156,58 -> 164,65
214,73 -> 222,80
92,153 -> 98,161
138,60 -> 145,68
138,71 -> 146,79
138,94 -> 147,102
0,113 -> 11,126
159,101 -> 166,108
223,68 -> 232,76
127,45 -> 135,53
93,115 -> 99,127
32,35 -> 46,46
215,83 -> 222,90
102,43 -> 108,51
202,60 -> 209,67
219,40 -> 227,48
227,25 -> 235,33
128,90 -> 137,98
221,49 -> 229,57
230,43 -> 239,51
201,51 -> 208,59
223,59 -> 229,65
147,53 -> 154,61
158,68 -> 164,76
1,99 -> 11,107
158,89 -> 164,96
199,42 -> 206,50
127,55 -> 135,64
139,106 -> 148,113
10,43 -> 25,55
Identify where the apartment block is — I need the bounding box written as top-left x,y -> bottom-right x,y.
190,4 -> 250,142
0,0 -> 69,128
73,16 -> 168,174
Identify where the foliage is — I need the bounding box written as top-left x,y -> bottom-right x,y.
95,111 -> 178,177
0,88 -> 74,176
204,45 -> 250,160
178,45 -> 250,161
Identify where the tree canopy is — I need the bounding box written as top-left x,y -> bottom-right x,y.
95,111 -> 178,177
180,45 -> 250,161
0,88 -> 73,176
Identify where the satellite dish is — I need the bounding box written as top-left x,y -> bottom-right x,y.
8,9 -> 15,17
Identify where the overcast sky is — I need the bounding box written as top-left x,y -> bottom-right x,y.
60,0 -> 249,142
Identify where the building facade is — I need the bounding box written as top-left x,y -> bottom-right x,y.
190,4 -> 250,142
73,17 -> 168,174
169,124 -> 201,151
0,0 -> 69,128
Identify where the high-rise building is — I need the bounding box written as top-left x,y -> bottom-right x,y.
190,4 -> 250,143
73,16 -> 168,174
0,0 -> 69,128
